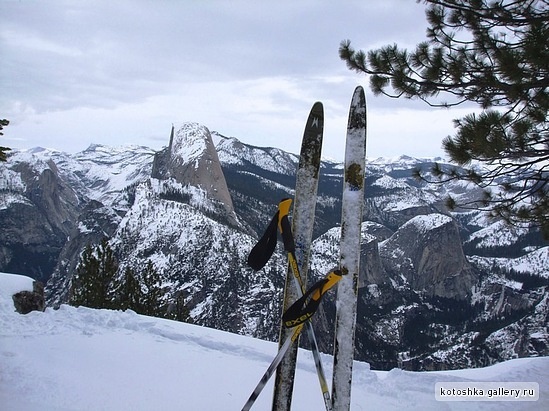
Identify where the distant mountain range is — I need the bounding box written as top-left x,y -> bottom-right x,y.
1,122 -> 547,371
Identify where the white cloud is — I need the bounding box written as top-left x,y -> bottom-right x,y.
1,0 -> 468,160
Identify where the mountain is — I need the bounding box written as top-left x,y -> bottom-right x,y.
0,122 -> 547,371
2,272 -> 547,410
151,123 -> 236,223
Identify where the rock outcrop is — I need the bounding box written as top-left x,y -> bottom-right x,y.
360,232 -> 386,286
12,281 -> 45,314
152,123 -> 236,222
0,156 -> 80,283
380,214 -> 478,300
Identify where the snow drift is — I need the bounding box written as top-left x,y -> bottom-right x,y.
1,272 -> 547,410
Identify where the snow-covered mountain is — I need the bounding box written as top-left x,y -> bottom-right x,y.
0,122 -> 547,371
2,272 -> 547,410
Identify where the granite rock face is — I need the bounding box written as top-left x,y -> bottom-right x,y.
380,214 -> 478,300
0,157 -> 80,283
152,123 -> 236,223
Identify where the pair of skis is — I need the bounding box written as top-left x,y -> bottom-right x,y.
242,86 -> 367,411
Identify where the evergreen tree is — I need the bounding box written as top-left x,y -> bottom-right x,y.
70,245 -> 192,321
142,260 -> 163,317
339,0 -> 549,237
167,291 -> 192,323
1,119 -> 11,162
70,245 -> 100,307
69,239 -> 119,309
117,266 -> 143,312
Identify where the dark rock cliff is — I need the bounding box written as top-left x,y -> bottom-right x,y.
380,213 -> 478,300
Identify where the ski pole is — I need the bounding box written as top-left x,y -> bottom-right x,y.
241,269 -> 341,410
241,324 -> 304,411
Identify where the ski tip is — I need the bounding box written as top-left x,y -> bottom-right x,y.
310,101 -> 324,117
306,102 -> 324,133
352,86 -> 366,103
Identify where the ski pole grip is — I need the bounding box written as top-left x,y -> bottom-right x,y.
282,270 -> 343,328
277,198 -> 292,227
247,211 -> 279,271
277,198 -> 295,252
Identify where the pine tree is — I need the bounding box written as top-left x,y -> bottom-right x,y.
142,260 -> 163,317
1,119 -> 11,162
117,266 -> 143,312
167,291 -> 192,323
340,0 -> 549,237
70,245 -> 100,307
69,239 -> 119,309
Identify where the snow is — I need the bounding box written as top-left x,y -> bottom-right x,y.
405,213 -> 453,234
0,191 -> 32,210
0,273 -> 34,311
367,155 -> 445,168
214,133 -> 299,175
513,247 -> 549,278
1,272 -> 548,410
4,144 -> 155,208
0,166 -> 26,191
466,220 -> 531,249
372,174 -> 410,190
70,144 -> 155,205
469,247 -> 549,279
77,221 -> 94,234
171,123 -> 209,167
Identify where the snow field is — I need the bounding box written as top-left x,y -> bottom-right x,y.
1,272 -> 547,410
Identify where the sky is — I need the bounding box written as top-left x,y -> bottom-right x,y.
1,0 -> 474,161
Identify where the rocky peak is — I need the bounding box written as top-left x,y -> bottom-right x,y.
380,213 -> 478,300
152,123 -> 235,219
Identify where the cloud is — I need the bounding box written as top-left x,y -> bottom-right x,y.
1,0 -> 467,160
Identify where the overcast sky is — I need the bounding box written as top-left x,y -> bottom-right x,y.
1,0 -> 471,161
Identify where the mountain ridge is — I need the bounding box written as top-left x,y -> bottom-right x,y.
1,121 -> 547,371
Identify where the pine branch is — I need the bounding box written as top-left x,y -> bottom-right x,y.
344,0 -> 549,237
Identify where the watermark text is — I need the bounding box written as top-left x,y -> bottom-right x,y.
435,382 -> 539,401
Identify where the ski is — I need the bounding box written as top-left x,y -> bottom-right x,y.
272,102 -> 324,411
331,86 -> 367,411
241,269 -> 342,411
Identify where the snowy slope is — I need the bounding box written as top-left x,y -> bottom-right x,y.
470,247 -> 549,279
109,178 -> 284,338
4,145 -> 155,207
67,144 -> 155,206
1,273 -> 547,411
214,132 -> 299,175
